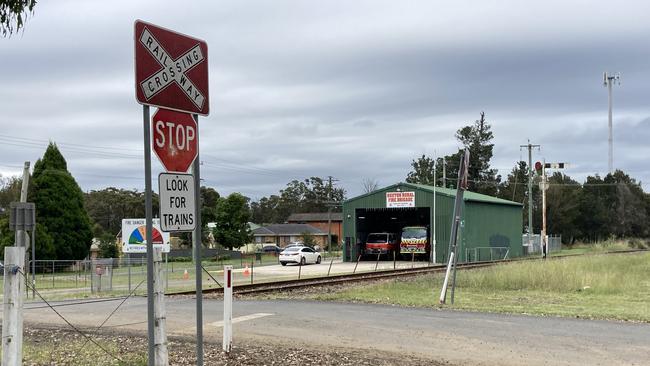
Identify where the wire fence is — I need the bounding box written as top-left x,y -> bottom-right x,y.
522,234 -> 562,255
16,250 -> 345,299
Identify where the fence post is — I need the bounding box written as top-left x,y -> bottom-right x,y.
128,254 -> 132,293
327,258 -> 334,277
353,254 -> 361,274
375,253 -> 380,272
153,248 -> 168,364
2,246 -> 25,366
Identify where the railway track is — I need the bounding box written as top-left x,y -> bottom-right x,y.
169,258 -> 518,296
167,249 -> 648,297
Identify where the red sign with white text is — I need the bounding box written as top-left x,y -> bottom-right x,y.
152,108 -> 198,173
386,191 -> 416,208
135,20 -> 209,115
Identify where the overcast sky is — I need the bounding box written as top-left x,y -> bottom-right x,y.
1,0 -> 649,200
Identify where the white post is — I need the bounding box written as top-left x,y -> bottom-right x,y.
2,246 -> 26,366
439,251 -> 454,304
432,158 -> 436,264
222,265 -> 233,352
153,248 -> 168,365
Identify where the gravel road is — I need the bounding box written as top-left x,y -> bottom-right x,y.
10,296 -> 650,365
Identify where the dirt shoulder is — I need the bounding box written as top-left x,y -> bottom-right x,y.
19,325 -> 451,366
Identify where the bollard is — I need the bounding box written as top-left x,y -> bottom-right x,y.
250,260 -> 254,284
393,250 -> 396,270
298,259 -> 302,280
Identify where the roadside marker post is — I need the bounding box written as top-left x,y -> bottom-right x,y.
222,265 -> 233,353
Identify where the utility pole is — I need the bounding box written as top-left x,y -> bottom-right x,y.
442,157 -> 446,188
16,162 -> 30,249
440,148 -> 469,304
541,161 -> 548,259
326,176 -> 339,252
519,141 -> 540,250
603,72 -> 620,174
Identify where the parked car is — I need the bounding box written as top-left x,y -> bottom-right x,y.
365,232 -> 399,256
262,245 -> 282,254
279,246 -> 321,266
285,242 -> 305,248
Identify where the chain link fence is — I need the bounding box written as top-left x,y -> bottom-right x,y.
22,248 -> 344,297
522,234 -> 562,255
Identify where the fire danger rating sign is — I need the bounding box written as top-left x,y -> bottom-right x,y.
134,20 -> 210,115
159,173 -> 196,232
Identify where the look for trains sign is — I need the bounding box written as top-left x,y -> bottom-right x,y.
134,20 -> 210,115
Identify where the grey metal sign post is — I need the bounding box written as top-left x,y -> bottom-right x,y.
142,105 -> 156,366
135,20 -> 209,365
192,114 -> 204,365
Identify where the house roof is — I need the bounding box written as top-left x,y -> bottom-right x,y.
287,212 -> 343,222
252,223 -> 327,236
345,182 -> 522,207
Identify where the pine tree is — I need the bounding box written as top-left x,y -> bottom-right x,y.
29,143 -> 93,260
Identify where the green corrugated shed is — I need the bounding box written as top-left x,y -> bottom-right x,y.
342,182 -> 523,263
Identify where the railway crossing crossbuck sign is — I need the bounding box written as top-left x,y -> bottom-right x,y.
134,20 -> 210,115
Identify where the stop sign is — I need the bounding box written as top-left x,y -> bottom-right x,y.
152,108 -> 198,172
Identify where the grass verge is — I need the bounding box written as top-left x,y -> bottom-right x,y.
313,252 -> 650,322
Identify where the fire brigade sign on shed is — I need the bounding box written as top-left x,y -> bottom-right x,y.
386,191 -> 416,208
134,20 -> 210,115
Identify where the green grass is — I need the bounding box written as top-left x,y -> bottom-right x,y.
552,238 -> 645,257
315,252 -> 650,322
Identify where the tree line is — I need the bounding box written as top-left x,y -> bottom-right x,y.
406,112 -> 650,243
0,144 -> 348,259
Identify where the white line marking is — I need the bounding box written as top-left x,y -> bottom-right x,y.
208,313 -> 273,328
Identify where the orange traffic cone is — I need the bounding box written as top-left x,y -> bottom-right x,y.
183,269 -> 189,280
243,264 -> 250,277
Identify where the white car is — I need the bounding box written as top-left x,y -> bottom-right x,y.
279,247 -> 321,266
